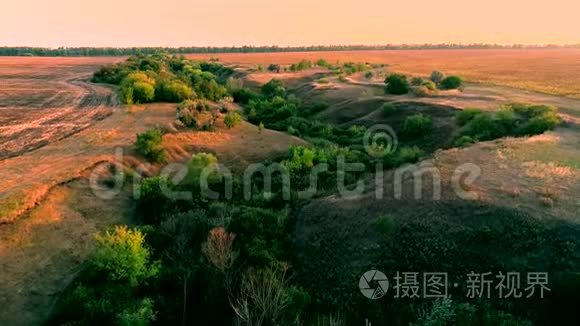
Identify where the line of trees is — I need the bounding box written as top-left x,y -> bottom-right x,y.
2,43 -> 580,56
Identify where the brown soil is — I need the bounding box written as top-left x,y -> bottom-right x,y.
0,57 -> 121,160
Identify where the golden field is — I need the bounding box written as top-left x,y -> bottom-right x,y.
189,49 -> 580,98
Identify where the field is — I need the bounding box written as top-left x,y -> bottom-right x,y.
0,57 -> 119,159
1,50 -> 580,324
189,49 -> 580,98
0,57 -> 304,324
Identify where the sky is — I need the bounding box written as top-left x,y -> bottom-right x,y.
1,0 -> 578,47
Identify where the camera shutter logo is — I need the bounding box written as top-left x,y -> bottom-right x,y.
359,270 -> 389,299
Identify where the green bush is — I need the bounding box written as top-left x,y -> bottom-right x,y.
456,108 -> 484,126
196,79 -> 228,101
461,112 -> 502,141
316,58 -> 331,68
137,176 -> 174,224
290,60 -> 313,72
92,226 -> 159,287
186,152 -> 221,186
119,85 -> 134,104
454,135 -> 475,147
348,125 -> 367,137
117,298 -> 157,326
232,87 -> 258,104
397,146 -> 424,164
402,114 -> 432,137
119,72 -> 156,104
365,71 -> 374,79
227,207 -> 286,265
385,74 -> 410,95
92,64 -> 126,84
94,54 -> 234,105
135,129 -> 166,163
376,214 -> 396,235
261,79 -> 286,98
440,75 -> 463,90
382,102 -> 396,115
511,103 -> 557,118
156,79 -> 194,102
267,64 -> 281,73
517,112 -> 560,135
457,103 -> 560,143
224,111 -> 242,128
132,82 -> 156,103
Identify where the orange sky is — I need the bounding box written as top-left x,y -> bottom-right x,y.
1,0 -> 578,47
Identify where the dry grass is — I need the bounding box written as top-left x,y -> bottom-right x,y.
432,130 -> 580,222
0,178 -> 134,325
0,103 -> 303,223
2,53 -> 580,324
0,57 -> 121,159
189,49 -> 580,98
0,102 -> 302,324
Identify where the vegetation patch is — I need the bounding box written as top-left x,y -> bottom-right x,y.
92,54 -> 233,104
456,103 -> 561,143
385,73 -> 410,95
134,128 -> 166,163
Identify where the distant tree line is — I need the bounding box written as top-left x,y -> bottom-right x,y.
1,44 -> 580,56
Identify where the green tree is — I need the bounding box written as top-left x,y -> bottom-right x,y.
93,226 -> 160,287
261,79 -> 286,98
119,72 -> 156,104
385,74 -> 410,95
156,80 -> 194,102
117,298 -> 157,326
132,81 -> 155,103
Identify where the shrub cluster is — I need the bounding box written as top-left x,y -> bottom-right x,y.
134,129 -> 166,162
456,103 -> 561,143
289,59 -> 313,72
439,75 -> 463,89
385,73 -> 410,95
93,54 -> 232,104
224,111 -> 242,128
402,113 -> 433,137
267,63 -> 281,73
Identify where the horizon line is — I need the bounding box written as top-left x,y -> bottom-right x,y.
2,43 -> 580,50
